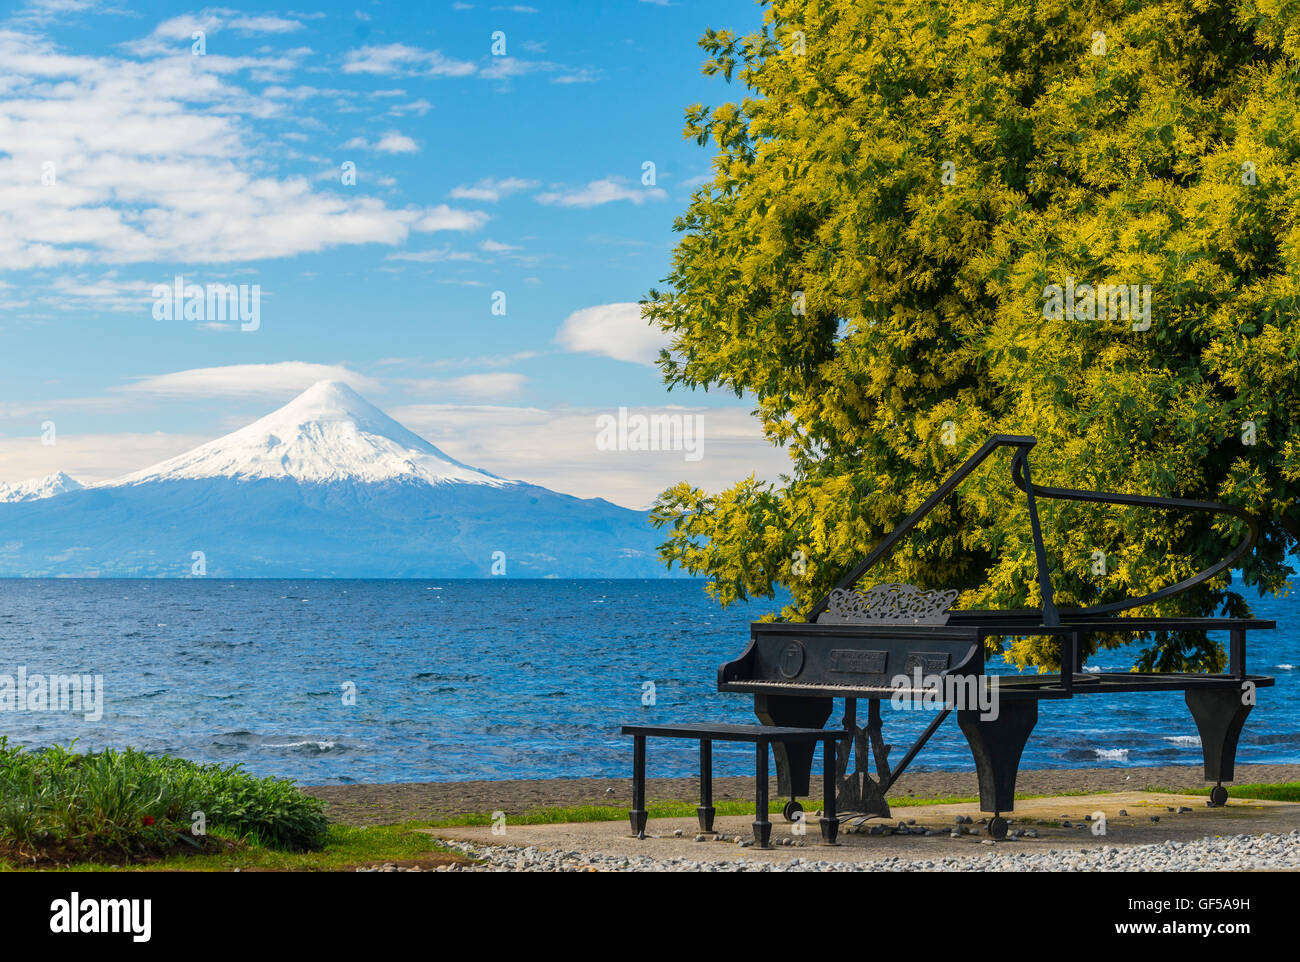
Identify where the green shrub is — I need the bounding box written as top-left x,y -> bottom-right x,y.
0,738 -> 327,861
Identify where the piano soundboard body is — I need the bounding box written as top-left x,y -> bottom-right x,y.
715,436 -> 1276,838
719,621 -> 983,700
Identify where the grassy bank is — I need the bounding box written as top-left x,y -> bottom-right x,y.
4,823 -> 463,872
3,737 -> 1295,872
0,739 -> 327,866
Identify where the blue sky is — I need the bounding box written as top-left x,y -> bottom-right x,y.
0,0 -> 788,507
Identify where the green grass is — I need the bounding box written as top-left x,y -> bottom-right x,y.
424,790 -> 1112,828
431,799 -> 773,827
1162,782 -> 1300,803
4,824 -> 459,872
0,738 -> 328,864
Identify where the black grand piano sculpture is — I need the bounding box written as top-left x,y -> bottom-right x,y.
718,435 -> 1275,841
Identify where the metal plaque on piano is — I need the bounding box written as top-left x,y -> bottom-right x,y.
904,652 -> 951,673
829,649 -> 888,674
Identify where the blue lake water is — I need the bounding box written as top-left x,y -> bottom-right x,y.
0,579 -> 1296,786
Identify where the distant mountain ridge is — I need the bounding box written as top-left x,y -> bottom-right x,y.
0,381 -> 671,577
0,471 -> 83,503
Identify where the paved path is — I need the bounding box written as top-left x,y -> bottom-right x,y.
426,791 -> 1300,867
306,763 -> 1300,826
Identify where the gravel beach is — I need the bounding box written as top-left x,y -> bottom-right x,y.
419,829 -> 1300,872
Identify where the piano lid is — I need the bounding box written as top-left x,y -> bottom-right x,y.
806,435 -> 1262,628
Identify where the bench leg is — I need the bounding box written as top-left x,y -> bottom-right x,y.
698,739 -> 716,832
820,736 -> 839,844
753,739 -> 772,848
629,734 -> 648,837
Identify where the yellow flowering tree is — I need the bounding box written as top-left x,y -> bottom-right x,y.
646,0 -> 1300,671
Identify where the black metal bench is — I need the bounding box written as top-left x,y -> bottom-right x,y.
620,723 -> 845,848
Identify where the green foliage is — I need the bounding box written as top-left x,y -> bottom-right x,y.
0,738 -> 327,860
646,0 -> 1300,670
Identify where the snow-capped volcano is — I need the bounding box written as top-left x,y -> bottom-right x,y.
0,382 -> 668,577
111,380 -> 506,487
0,471 -> 84,503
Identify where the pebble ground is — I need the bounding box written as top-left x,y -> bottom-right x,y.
353,829 -> 1300,872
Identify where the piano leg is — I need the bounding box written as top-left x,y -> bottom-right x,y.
820,734 -> 839,844
835,699 -> 891,818
754,693 -> 833,801
958,699 -> 1038,816
860,699 -> 893,819
1185,687 -> 1253,806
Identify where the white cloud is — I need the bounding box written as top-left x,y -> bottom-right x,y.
342,43 -> 589,85
386,244 -> 482,263
536,177 -> 666,208
556,302 -> 670,365
553,68 -> 599,84
342,43 -> 476,77
478,56 -> 558,80
343,130 -> 419,153
386,98 -> 431,116
411,373 -> 527,401
415,205 -> 491,231
390,403 -> 788,508
228,15 -> 304,34
0,31 -> 484,267
116,363 -> 381,399
374,131 -> 417,153
0,432 -> 213,486
449,177 -> 539,202
385,351 -> 538,371
124,10 -> 305,56
47,273 -> 155,312
12,0 -> 113,23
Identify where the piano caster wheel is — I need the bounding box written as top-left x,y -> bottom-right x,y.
989,816 -> 1008,841
782,800 -> 803,823
1210,785 -> 1228,807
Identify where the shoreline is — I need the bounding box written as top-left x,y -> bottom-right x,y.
303,762 -> 1300,827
